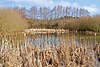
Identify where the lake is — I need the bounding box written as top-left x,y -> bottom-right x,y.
27,32 -> 100,48
27,32 -> 100,66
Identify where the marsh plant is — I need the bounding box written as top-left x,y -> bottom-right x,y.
0,32 -> 99,67
0,8 -> 28,33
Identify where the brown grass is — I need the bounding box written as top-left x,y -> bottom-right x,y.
0,33 -> 99,67
0,8 -> 28,33
0,44 -> 99,67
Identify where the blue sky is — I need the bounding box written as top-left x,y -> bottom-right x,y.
0,0 -> 100,15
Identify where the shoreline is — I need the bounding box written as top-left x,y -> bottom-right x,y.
24,29 -> 100,35
25,29 -> 69,34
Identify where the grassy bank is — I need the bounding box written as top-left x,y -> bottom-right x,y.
27,16 -> 100,32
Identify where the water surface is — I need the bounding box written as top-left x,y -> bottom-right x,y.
28,32 -> 100,47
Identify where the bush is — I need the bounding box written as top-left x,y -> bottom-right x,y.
93,15 -> 100,32
0,8 -> 28,32
27,15 -> 100,32
76,17 -> 94,31
64,16 -> 100,32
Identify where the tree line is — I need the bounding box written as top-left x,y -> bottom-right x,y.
14,5 -> 90,20
0,7 -> 99,32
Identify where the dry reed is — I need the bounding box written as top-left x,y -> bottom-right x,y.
0,33 -> 99,67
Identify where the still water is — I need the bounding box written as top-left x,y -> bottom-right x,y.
27,32 -> 100,66
28,32 -> 100,47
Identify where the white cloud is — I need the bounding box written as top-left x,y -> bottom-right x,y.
83,5 -> 99,14
72,2 -> 80,7
6,0 -> 70,7
0,4 -> 6,7
32,0 -> 53,7
7,0 -> 53,3
7,0 -> 24,2
30,0 -> 70,7
1,0 -> 100,15
3,0 -> 53,8
53,1 -> 71,7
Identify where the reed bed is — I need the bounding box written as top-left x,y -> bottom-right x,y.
0,32 -> 99,67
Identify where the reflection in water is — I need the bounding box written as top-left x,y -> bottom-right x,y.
28,32 -> 100,48
0,32 -> 99,47
28,32 -> 100,67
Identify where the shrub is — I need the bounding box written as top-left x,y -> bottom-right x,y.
0,8 -> 28,32
27,15 -> 100,32
65,16 -> 100,32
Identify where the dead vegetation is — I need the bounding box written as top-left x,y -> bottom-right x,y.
0,33 -> 99,67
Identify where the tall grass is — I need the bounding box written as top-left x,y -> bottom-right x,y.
72,16 -> 100,32
0,32 -> 99,67
0,8 -> 28,33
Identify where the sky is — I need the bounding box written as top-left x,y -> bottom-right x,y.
0,0 -> 100,15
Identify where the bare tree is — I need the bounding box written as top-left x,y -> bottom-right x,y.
84,9 -> 90,16
42,7 -> 50,20
29,6 -> 38,20
73,7 -> 79,18
52,6 -> 57,19
20,7 -> 27,18
65,6 -> 71,17
56,5 -> 63,18
76,7 -> 79,18
39,7 -> 43,19
13,5 -> 90,20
